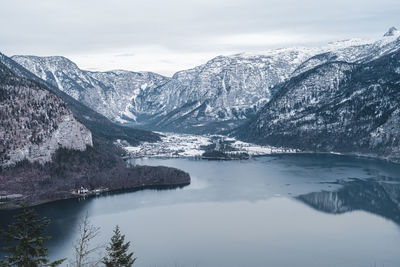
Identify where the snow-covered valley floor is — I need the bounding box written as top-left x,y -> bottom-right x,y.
120,132 -> 298,158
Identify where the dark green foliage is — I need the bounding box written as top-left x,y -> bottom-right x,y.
0,140 -> 190,206
103,226 -> 136,267
199,143 -> 216,151
201,137 -> 249,160
202,150 -> 228,158
0,205 -> 65,267
202,150 -> 249,160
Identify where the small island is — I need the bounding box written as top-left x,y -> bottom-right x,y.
201,136 -> 250,160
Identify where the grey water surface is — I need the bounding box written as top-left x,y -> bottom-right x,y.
1,154 -> 400,267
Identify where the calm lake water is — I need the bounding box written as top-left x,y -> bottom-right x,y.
1,154 -> 400,267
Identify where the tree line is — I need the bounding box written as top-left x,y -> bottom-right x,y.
0,206 -> 135,267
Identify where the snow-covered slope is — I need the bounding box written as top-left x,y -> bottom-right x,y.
238,47 -> 400,162
10,55 -> 171,123
153,28 -> 400,133
0,53 -> 160,146
8,50 -> 329,132
155,49 -> 319,132
12,28 -> 400,134
293,29 -> 400,75
0,62 -> 92,167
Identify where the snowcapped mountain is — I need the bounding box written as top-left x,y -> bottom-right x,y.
0,53 -> 160,146
0,61 -> 92,167
293,29 -> 400,75
384,26 -> 400,37
12,28 -> 400,134
0,56 -> 188,207
156,49 -> 319,132
11,48 -> 326,133
237,46 -> 400,162
10,55 -> 171,122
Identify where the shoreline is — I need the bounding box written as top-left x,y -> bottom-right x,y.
0,159 -> 191,211
0,179 -> 190,211
2,151 -> 398,211
121,132 -> 400,165
129,150 -> 400,165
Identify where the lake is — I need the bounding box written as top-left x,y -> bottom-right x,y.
1,154 -> 400,267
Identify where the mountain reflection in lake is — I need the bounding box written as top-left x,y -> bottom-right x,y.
298,178 -> 400,225
1,154 -> 400,267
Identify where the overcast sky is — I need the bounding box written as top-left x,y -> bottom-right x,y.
1,0 -> 399,76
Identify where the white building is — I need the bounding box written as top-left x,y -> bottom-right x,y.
77,187 -> 89,194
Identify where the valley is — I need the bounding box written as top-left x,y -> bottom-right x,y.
0,0 -> 400,263
121,132 -> 297,158
10,27 -> 400,135
2,27 -> 400,210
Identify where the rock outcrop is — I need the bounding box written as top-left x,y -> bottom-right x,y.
0,62 -> 92,166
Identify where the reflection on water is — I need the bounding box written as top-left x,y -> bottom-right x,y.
0,194 -> 93,255
0,154 -> 400,267
298,178 -> 400,225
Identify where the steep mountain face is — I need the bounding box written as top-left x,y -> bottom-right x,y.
151,33 -> 400,133
152,49 -> 323,133
292,32 -> 400,76
0,62 -> 92,167
8,48 -> 336,133
11,55 -> 171,124
238,49 -> 400,162
0,57 -> 189,207
0,53 -> 160,145
11,28 -> 400,134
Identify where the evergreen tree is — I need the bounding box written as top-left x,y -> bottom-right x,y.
0,205 -> 65,267
102,226 -> 136,267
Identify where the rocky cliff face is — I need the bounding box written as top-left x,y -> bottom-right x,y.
0,53 -> 160,145
238,48 -> 400,162
10,28 -> 400,135
9,47 -> 343,133
11,55 -> 171,124
0,62 -> 92,167
11,30 -> 399,134
152,49 -> 320,133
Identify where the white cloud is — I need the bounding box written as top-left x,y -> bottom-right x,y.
66,45 -> 225,76
215,32 -> 306,47
1,0 -> 399,75
66,31 -> 342,76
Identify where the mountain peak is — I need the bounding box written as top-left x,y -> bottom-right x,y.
383,26 -> 399,37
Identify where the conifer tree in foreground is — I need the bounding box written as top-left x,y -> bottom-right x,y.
102,225 -> 136,267
0,205 -> 65,267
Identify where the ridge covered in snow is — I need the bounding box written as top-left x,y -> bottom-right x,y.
11,28 -> 400,134
238,43 -> 400,162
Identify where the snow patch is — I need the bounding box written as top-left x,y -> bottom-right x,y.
123,132 -> 298,158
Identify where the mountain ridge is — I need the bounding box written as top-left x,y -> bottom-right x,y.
236,48 -> 400,162
11,28 -> 400,134
0,53 -> 160,146
0,58 -> 189,208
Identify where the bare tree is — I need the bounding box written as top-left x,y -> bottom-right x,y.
70,212 -> 103,267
